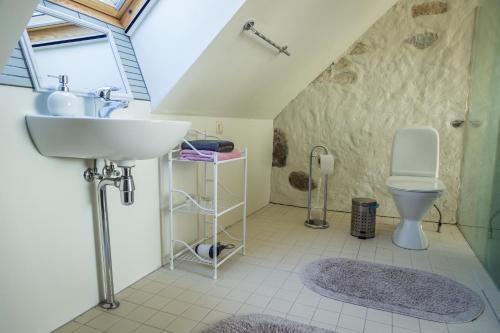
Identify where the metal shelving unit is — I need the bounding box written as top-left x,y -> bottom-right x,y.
167,131 -> 247,279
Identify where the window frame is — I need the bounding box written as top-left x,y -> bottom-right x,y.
20,4 -> 134,99
47,0 -> 147,30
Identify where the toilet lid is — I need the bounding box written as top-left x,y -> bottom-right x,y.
386,176 -> 445,192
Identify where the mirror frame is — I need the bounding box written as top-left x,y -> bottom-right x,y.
20,5 -> 133,100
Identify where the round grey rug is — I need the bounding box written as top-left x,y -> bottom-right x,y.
200,314 -> 335,333
300,258 -> 484,323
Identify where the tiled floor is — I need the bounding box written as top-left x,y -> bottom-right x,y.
54,204 -> 500,333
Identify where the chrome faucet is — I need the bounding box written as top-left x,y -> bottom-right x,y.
95,86 -> 129,118
99,100 -> 129,118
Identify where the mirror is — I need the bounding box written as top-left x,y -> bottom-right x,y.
20,6 -> 132,99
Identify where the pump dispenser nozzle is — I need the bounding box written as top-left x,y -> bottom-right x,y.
48,74 -> 70,92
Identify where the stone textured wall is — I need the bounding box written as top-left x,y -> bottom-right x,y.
271,0 -> 478,223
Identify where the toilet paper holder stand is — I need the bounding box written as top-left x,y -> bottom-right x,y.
305,145 -> 331,229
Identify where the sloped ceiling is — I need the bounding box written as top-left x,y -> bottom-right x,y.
0,0 -> 39,70
140,0 -> 398,119
131,0 -> 246,109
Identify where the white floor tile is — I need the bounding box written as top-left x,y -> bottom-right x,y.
245,294 -> 271,308
364,320 -> 393,333
74,308 -> 101,324
366,308 -> 392,325
287,314 -> 311,325
311,320 -> 337,331
338,313 -> 365,332
181,305 -> 211,321
342,303 -> 367,319
106,318 -> 141,333
133,325 -> 163,333
312,308 -> 340,326
72,326 -> 102,333
194,295 -> 222,309
166,317 -> 198,333
214,299 -> 242,314
393,328 -> 418,333
52,321 -> 82,333
51,205 -> 500,333
289,302 -> 316,319
393,314 -> 419,331
446,322 -> 475,333
162,300 -> 192,315
267,298 -> 294,313
142,295 -> 172,310
127,306 -> 157,323
419,319 -> 447,333
201,310 -> 231,324
144,311 -> 176,329
318,298 -> 343,313
86,313 -> 121,330
176,290 -> 203,304
237,304 -> 265,315
223,286 -> 249,300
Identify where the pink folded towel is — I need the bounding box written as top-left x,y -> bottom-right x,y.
180,149 -> 241,162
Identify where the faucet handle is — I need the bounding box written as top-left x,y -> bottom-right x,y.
95,86 -> 120,100
103,163 -> 120,177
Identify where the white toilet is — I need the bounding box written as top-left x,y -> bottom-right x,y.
386,127 -> 446,250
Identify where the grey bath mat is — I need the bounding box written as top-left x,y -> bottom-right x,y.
300,258 -> 484,323
200,314 -> 335,333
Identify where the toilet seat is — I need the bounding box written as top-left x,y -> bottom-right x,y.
386,176 -> 445,193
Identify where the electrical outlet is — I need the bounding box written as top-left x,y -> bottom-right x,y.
216,121 -> 224,135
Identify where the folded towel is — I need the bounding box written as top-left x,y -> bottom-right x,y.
181,140 -> 234,152
180,149 -> 215,156
180,149 -> 241,162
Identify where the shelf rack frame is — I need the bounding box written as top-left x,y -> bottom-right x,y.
167,131 -> 247,279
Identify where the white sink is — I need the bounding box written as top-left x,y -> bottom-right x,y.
26,115 -> 191,165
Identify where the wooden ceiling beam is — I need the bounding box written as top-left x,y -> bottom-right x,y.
119,0 -> 145,28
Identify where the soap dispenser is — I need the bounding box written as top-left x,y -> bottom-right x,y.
47,74 -> 79,116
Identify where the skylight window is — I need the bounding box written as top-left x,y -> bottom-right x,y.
48,0 -> 148,31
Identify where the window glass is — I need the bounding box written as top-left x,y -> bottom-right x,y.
96,0 -> 126,9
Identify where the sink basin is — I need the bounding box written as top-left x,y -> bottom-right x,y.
26,115 -> 191,165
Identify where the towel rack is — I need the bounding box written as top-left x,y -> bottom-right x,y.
242,20 -> 290,56
165,129 -> 248,280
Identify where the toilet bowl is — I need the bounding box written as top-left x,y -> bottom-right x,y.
387,127 -> 446,250
387,176 -> 445,249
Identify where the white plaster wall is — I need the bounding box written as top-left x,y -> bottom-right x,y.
0,87 -> 272,333
157,0 -> 398,119
0,0 -> 39,69
271,0 -> 478,223
0,85 -> 161,333
130,0 -> 246,109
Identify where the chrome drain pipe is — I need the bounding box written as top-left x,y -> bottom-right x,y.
84,161 -> 135,309
96,178 -> 119,309
119,166 -> 135,206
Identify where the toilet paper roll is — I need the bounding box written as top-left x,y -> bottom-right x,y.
319,154 -> 334,175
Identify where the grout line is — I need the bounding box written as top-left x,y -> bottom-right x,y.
269,201 -> 455,225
